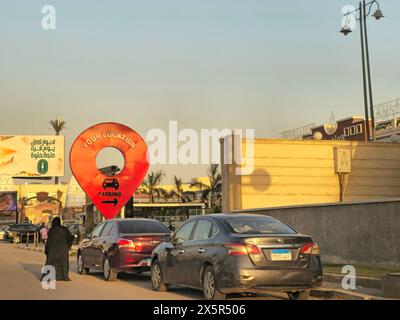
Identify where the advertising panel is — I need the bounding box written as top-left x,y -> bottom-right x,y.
0,135 -> 64,177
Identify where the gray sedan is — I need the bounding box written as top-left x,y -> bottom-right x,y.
151,214 -> 323,300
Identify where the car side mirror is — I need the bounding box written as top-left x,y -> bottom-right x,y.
162,234 -> 172,242
172,237 -> 184,246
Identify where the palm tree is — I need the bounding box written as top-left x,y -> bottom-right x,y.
190,164 -> 222,211
49,118 -> 67,135
49,118 -> 66,185
160,189 -> 174,203
171,175 -> 185,203
141,171 -> 165,203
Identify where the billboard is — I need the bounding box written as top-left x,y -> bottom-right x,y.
0,191 -> 17,217
0,136 -> 64,177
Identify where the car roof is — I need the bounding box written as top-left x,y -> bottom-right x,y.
191,213 -> 273,220
104,218 -> 161,223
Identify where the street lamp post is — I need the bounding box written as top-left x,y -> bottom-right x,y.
340,0 -> 384,141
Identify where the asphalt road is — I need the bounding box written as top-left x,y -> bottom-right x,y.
0,242 -> 290,300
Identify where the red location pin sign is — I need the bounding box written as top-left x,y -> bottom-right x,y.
70,122 -> 149,220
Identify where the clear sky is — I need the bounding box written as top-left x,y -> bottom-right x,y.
1,0 -> 399,182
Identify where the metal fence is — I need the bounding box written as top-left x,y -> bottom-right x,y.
375,98 -> 400,122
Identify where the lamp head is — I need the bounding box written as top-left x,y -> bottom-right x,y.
340,25 -> 352,36
372,9 -> 384,20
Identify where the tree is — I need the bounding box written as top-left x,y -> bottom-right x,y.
49,118 -> 67,185
190,164 -> 222,211
49,118 -> 67,135
140,171 -> 165,203
159,189 -> 174,203
171,175 -> 185,203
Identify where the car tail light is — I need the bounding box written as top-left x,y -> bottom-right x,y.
117,239 -> 146,252
225,243 -> 247,255
245,244 -> 262,255
300,242 -> 320,255
133,242 -> 144,251
225,243 -> 261,255
117,239 -> 135,249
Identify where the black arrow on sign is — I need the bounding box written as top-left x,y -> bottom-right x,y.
101,198 -> 118,206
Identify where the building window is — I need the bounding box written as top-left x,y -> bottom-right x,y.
356,124 -> 363,134
344,128 -> 350,137
350,126 -> 356,136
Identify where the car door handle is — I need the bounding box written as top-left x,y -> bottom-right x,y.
198,248 -> 205,254
177,249 -> 185,254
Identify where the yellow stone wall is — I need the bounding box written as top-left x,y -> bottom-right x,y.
222,139 -> 400,211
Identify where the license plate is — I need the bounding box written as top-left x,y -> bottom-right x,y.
271,249 -> 292,261
146,258 -> 152,267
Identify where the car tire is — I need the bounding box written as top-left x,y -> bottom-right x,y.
77,253 -> 89,275
287,290 -> 310,300
151,260 -> 169,292
103,257 -> 118,281
202,266 -> 226,300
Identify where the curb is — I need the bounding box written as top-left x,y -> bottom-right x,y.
310,289 -> 362,300
311,286 -> 393,300
382,273 -> 400,299
324,273 -> 382,290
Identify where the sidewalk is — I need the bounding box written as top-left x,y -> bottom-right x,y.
14,243 -> 79,255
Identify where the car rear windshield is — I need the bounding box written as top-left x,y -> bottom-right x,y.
8,224 -> 38,232
118,220 -> 169,234
227,217 -> 296,234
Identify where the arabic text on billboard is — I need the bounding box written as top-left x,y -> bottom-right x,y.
0,136 -> 64,177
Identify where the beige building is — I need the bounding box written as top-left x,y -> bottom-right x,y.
221,137 -> 400,211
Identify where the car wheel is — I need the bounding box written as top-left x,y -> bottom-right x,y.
103,257 -> 118,281
202,266 -> 226,300
287,290 -> 310,300
151,260 -> 169,292
77,253 -> 89,275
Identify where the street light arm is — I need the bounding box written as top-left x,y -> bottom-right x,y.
342,0 -> 381,20
343,8 -> 361,21
364,0 -> 381,17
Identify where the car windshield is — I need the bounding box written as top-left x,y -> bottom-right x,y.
227,217 -> 296,234
119,220 -> 169,234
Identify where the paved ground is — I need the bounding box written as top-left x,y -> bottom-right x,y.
0,241 -> 291,300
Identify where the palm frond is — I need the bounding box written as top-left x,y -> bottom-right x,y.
49,119 -> 67,135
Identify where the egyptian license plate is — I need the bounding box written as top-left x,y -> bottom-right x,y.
146,258 -> 152,267
271,249 -> 292,261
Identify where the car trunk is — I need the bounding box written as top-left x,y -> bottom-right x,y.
232,234 -> 314,267
119,233 -> 168,254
